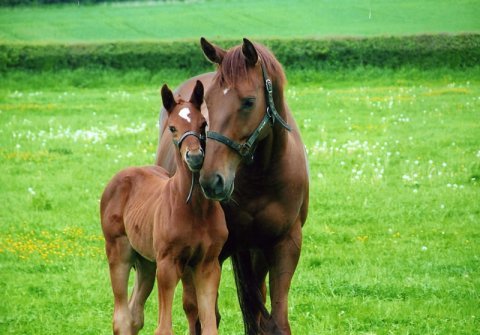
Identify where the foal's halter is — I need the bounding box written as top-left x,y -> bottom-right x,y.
206,62 -> 292,164
173,130 -> 206,150
172,130 -> 206,203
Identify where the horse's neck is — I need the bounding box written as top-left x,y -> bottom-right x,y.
255,87 -> 290,173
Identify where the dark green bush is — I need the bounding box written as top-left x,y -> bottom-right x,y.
1,34 -> 479,72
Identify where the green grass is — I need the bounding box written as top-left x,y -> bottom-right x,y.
0,66 -> 479,334
1,0 -> 479,43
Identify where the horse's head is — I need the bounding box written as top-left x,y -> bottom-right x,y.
161,80 -> 207,172
198,37 -> 288,201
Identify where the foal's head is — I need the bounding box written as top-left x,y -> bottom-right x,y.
161,80 -> 207,172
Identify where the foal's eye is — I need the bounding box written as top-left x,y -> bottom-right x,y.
240,98 -> 256,111
169,126 -> 177,133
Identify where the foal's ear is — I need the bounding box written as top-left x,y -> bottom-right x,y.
200,37 -> 225,64
161,84 -> 176,113
242,38 -> 258,67
190,80 -> 204,110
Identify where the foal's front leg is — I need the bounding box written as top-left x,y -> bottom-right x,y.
193,259 -> 222,335
155,257 -> 181,335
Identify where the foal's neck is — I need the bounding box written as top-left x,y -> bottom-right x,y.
172,153 -> 206,210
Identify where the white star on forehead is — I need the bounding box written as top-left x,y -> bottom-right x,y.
178,107 -> 191,123
223,88 -> 230,95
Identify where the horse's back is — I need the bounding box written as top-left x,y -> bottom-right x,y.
156,72 -> 215,173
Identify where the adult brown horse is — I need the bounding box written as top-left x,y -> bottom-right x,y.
155,38 -> 309,334
101,81 -> 228,335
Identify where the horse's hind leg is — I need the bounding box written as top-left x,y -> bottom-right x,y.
106,236 -> 135,335
128,256 -> 156,334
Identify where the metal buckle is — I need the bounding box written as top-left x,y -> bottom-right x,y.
239,142 -> 252,157
265,78 -> 273,94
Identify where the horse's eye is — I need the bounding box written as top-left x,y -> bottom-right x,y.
169,126 -> 176,133
241,98 -> 256,111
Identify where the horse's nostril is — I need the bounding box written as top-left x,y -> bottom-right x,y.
213,174 -> 224,192
200,173 -> 226,199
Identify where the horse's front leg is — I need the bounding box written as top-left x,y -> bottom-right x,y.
155,257 -> 181,335
265,219 -> 302,335
193,259 -> 222,335
182,267 -> 201,335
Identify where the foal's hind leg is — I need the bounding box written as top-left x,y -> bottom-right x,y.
106,236 -> 135,335
129,256 -> 156,334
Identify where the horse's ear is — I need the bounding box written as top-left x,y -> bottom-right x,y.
161,84 -> 176,113
190,80 -> 204,110
200,37 -> 225,64
242,38 -> 258,67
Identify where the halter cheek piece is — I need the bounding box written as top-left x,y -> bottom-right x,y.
172,130 -> 206,204
206,62 -> 291,164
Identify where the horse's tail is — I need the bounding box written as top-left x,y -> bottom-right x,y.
231,250 -> 272,335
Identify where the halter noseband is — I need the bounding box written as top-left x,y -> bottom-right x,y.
173,130 -> 206,150
206,62 -> 291,164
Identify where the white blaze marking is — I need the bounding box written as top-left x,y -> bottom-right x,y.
179,107 -> 191,123
223,88 -> 230,95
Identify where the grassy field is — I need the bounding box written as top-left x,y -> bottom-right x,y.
1,2 -> 479,333
1,0 -> 479,43
0,66 -> 479,334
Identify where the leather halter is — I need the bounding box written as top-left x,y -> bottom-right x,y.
206,62 -> 291,164
173,130 -> 206,149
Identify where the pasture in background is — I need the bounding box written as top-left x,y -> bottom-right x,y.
0,0 -> 479,334
0,0 -> 479,43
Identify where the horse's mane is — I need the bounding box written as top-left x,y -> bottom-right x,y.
218,43 -> 286,88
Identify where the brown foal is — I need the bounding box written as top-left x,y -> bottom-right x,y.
100,81 -> 227,335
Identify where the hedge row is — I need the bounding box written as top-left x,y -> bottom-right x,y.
1,34 -> 479,72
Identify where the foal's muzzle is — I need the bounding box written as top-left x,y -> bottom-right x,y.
185,148 -> 204,172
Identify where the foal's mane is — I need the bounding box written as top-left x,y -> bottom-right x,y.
218,42 -> 286,89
